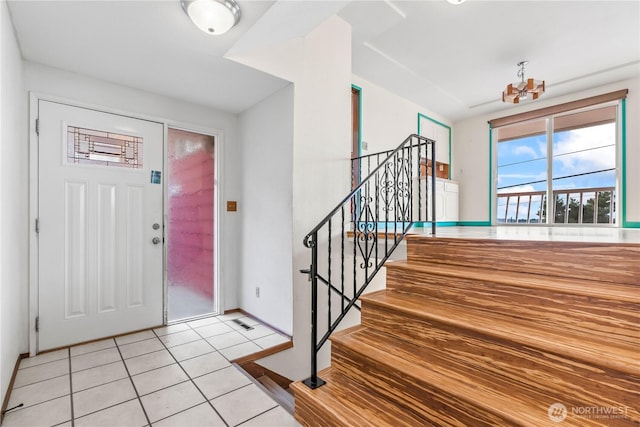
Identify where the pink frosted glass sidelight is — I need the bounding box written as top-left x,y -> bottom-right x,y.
167,128 -> 215,320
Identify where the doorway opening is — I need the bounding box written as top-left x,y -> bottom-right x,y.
167,127 -> 217,321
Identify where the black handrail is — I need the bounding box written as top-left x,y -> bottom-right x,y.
301,134 -> 436,389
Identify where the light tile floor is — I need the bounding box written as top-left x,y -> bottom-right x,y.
3,313 -> 299,427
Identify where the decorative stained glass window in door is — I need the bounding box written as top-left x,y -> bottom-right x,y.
67,125 -> 143,168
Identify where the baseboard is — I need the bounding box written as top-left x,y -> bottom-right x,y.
1,353 -> 28,423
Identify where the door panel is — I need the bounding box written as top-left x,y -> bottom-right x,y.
38,100 -> 164,351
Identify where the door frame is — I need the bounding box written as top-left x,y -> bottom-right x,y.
28,92 -> 224,354
163,123 -> 223,324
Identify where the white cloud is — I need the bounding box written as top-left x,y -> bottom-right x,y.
512,145 -> 537,158
553,123 -> 615,175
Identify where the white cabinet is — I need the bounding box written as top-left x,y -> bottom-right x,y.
412,177 -> 458,222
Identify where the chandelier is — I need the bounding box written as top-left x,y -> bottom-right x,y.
502,61 -> 545,104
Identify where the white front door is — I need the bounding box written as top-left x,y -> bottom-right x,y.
38,100 -> 164,351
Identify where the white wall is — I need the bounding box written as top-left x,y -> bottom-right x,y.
22,62 -> 243,312
229,16 -> 352,380
352,75 -> 452,156
1,0 -> 28,405
454,78 -> 640,225
238,84 -> 294,334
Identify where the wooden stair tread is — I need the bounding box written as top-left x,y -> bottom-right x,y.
360,290 -> 639,374
385,260 -> 639,303
291,368 -> 431,427
331,325 -> 638,426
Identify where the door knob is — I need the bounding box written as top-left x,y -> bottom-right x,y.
152,237 -> 161,245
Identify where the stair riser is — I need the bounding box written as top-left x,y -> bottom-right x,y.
361,303 -> 640,419
386,266 -> 639,346
294,392 -> 348,427
406,237 -> 640,286
291,371 -> 432,427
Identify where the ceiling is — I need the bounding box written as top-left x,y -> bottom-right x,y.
7,1 -> 640,121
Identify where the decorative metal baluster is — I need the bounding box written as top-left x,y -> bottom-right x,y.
423,141 -> 427,221
384,165 -> 389,256
417,141 -> 422,222
431,139 -> 436,235
341,206 -> 345,313
407,143 -> 413,225
364,181 -> 370,281
374,167 -> 379,266
352,192 -> 357,300
303,231 -> 325,389
327,219 -> 332,331
394,152 -> 398,243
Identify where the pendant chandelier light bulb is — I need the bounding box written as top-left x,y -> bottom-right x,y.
181,0 -> 241,35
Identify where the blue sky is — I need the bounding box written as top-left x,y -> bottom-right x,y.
496,122 -> 616,221
497,122 -> 616,193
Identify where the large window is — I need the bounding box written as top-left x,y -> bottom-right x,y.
495,102 -> 619,225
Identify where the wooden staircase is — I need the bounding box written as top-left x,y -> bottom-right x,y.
292,236 -> 640,426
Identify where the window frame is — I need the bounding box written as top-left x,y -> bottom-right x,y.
491,98 -> 623,226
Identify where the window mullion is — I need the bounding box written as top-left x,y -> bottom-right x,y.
546,117 -> 554,224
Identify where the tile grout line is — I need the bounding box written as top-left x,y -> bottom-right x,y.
17,356 -> 68,371
70,375 -> 130,395
235,405 -> 282,426
67,348 -> 75,427
70,398 -> 142,427
152,326 -> 231,427
70,358 -> 122,376
10,371 -> 70,391
70,398 -> 141,424
114,339 -> 153,426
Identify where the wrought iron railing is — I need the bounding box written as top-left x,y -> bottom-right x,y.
301,134 -> 435,389
497,186 -> 615,224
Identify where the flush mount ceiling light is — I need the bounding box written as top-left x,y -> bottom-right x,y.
502,61 -> 545,104
446,0 -> 467,4
181,0 -> 241,35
